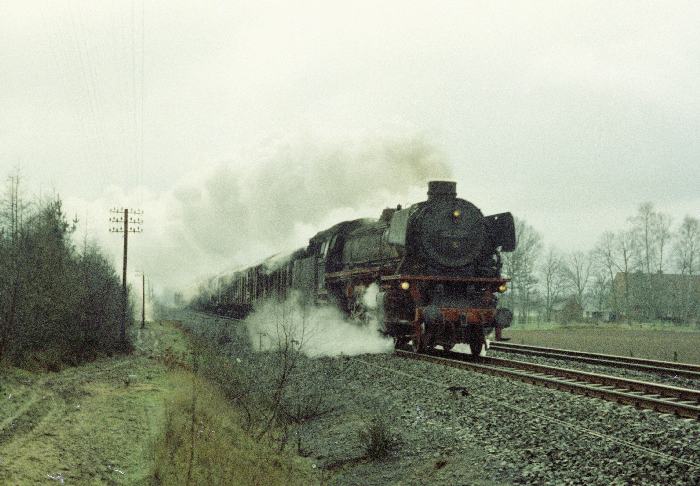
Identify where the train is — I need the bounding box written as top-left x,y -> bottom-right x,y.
192,180 -> 516,356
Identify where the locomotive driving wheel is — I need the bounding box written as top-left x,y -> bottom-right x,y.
393,335 -> 409,350
468,326 -> 484,358
469,338 -> 483,358
410,321 -> 426,353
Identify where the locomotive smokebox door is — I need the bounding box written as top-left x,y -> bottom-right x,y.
410,181 -> 487,269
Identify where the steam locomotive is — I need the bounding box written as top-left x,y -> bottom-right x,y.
194,181 -> 516,356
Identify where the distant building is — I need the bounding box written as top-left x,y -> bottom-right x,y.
546,297 -> 584,323
583,304 -> 616,322
612,272 -> 700,323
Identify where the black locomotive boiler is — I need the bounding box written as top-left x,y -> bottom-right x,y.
194,181 -> 516,356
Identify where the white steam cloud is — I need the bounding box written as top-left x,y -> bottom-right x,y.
361,282 -> 380,310
452,343 -> 488,357
245,288 -> 394,357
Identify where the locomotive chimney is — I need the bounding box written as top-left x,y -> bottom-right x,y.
427,180 -> 457,201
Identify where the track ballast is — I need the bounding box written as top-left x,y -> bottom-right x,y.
396,349 -> 700,420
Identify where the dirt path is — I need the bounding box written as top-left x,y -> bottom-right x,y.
0,322 -> 190,484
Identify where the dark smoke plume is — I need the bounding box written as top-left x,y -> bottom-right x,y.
146,133 -> 452,294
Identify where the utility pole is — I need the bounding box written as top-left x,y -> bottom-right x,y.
134,270 -> 147,329
141,272 -> 146,329
110,208 -> 143,344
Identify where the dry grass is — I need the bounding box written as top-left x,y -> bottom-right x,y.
505,326 -> 700,363
0,321 -> 317,485
0,323 -> 181,484
152,371 -> 317,486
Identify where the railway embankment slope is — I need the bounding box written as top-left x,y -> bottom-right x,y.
0,323 -> 186,483
0,320 -> 316,485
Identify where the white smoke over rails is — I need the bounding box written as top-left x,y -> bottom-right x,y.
245,288 -> 394,357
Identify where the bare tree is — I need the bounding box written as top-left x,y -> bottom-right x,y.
256,302 -> 306,440
673,216 -> 700,322
0,169 -> 30,241
0,170 -> 26,358
594,232 -> 619,316
562,251 -> 593,314
539,247 -> 565,322
675,216 -> 700,276
588,267 -> 610,319
615,229 -> 639,322
629,203 -> 672,319
654,212 -> 673,273
501,218 -> 542,325
630,202 -> 656,274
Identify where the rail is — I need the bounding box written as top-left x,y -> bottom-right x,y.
396,349 -> 700,420
489,342 -> 700,379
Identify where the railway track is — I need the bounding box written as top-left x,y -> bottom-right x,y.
195,310 -> 700,419
489,341 -> 700,379
396,349 -> 700,420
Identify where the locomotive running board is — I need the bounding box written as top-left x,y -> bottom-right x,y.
381,275 -> 510,283
325,265 -> 395,280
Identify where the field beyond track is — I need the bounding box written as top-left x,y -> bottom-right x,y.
505,324 -> 700,364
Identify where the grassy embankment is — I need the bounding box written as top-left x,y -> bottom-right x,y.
505,322 -> 700,363
0,320 -> 316,485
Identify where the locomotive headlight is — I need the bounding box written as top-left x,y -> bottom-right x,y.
400,281 -> 410,290
452,209 -> 461,218
498,283 -> 508,293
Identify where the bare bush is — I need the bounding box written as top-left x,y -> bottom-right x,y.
358,415 -> 396,460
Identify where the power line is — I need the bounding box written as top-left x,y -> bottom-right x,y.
140,0 -> 145,206
131,0 -> 137,188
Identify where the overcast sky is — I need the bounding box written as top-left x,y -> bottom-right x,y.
1,0 -> 698,294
